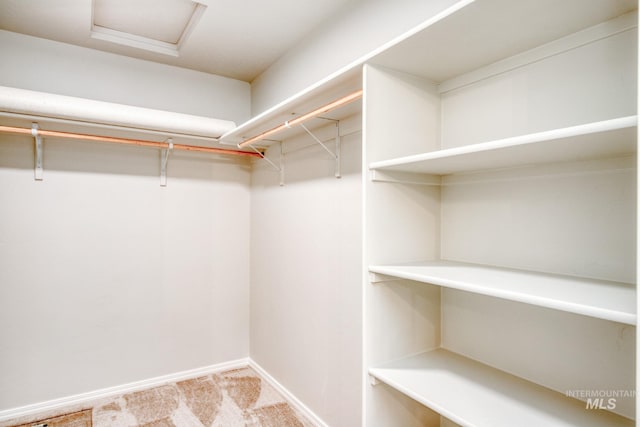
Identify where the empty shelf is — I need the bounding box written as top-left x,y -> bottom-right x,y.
369,261 -> 636,324
369,117 -> 637,175
220,68 -> 361,147
369,349 -> 633,427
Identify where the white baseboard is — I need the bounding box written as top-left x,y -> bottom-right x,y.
0,357 -> 327,427
0,357 -> 250,423
248,359 -> 328,427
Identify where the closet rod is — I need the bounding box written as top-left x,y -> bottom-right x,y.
237,89 -> 363,148
0,125 -> 262,158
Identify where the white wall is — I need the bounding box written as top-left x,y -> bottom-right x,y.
0,31 -> 252,411
250,0 -> 459,115
0,30 -> 250,124
250,116 -> 362,427
439,27 -> 637,149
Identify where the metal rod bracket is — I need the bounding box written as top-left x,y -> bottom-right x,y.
160,138 -> 173,187
32,123 -> 43,181
279,142 -> 284,186
299,123 -> 337,160
299,122 -> 341,179
335,121 -> 341,179
247,142 -> 285,186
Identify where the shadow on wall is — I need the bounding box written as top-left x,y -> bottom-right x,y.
0,134 -> 252,183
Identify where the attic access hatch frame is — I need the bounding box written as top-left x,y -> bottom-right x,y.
236,90 -> 362,186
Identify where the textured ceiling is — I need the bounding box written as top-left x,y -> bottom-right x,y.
0,0 -> 357,82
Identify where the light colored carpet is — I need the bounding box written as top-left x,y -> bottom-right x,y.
5,367 -> 317,427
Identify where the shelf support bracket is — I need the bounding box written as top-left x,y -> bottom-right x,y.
334,120 -> 341,179
299,122 -> 341,179
369,374 -> 380,386
370,170 -> 441,186
249,142 -> 285,186
160,138 -> 173,187
369,272 -> 403,284
279,142 -> 285,186
32,123 -> 43,181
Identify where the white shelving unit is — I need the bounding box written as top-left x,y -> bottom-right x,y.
369,349 -> 633,427
362,0 -> 638,426
369,261 -> 636,325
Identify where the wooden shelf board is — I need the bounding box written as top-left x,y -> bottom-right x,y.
369,261 -> 636,325
369,349 -> 633,427
369,116 -> 637,175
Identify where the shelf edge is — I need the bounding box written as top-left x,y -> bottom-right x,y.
368,116 -> 638,171
369,264 -> 637,325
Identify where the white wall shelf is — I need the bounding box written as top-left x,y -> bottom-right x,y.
219,68 -> 361,148
0,86 -> 235,142
368,116 -> 637,175
369,348 -> 634,427
369,261 -> 636,325
369,0 -> 637,86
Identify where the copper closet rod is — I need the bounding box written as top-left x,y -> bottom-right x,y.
0,125 -> 262,158
238,89 -> 363,148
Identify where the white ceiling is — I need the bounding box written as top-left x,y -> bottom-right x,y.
0,0 -> 357,82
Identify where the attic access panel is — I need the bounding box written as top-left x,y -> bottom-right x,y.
91,0 -> 206,56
